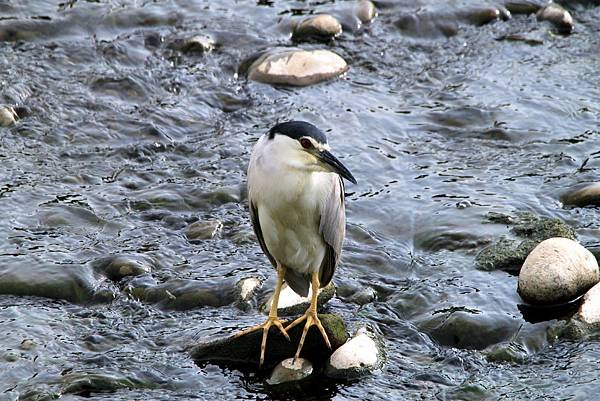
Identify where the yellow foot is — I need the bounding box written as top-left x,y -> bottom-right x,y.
285,310 -> 331,359
234,316 -> 290,366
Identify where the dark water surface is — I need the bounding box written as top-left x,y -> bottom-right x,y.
1,0 -> 600,400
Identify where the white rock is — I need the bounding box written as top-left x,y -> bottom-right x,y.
247,48 -> 348,87
355,0 -> 377,24
267,357 -> 313,385
293,14 -> 342,41
263,282 -> 336,316
0,106 -> 18,127
325,327 -> 383,379
236,277 -> 263,303
577,282 -> 600,325
518,238 -> 599,305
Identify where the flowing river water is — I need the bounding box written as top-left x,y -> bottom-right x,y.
1,1 -> 600,400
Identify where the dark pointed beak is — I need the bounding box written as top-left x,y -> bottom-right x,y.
318,150 -> 357,184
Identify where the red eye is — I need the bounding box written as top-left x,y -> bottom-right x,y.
300,138 -> 313,149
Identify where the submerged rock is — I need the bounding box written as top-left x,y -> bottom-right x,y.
561,182 -> 600,208
91,254 -> 154,282
262,282 -> 336,316
325,326 -> 384,379
127,277 -> 237,310
61,372 -> 156,395
178,34 -> 216,53
185,219 -> 223,241
292,14 -> 342,42
537,3 -> 573,34
518,238 -> 599,306
0,106 -> 18,127
267,357 -> 313,385
188,313 -> 347,367
475,212 -> 576,273
244,48 -> 348,87
419,310 -> 521,350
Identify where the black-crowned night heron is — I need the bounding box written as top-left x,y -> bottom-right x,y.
238,121 -> 356,366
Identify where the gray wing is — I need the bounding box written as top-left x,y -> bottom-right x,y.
318,176 -> 346,288
249,201 -> 277,268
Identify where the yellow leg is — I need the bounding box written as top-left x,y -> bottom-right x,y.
234,264 -> 290,366
285,271 -> 331,359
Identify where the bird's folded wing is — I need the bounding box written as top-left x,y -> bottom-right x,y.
318,176 -> 346,287
250,201 -> 277,268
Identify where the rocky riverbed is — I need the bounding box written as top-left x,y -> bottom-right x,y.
1,0 -> 600,400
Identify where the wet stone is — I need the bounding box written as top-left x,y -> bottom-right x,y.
188,313 -> 348,368
185,219 -> 223,241
2,350 -> 19,362
537,3 -> 573,34
245,48 -> 348,87
0,106 -> 18,127
561,182 -> 600,208
0,258 -> 100,303
61,372 -> 156,395
518,238 -> 599,306
91,254 -> 154,282
236,277 -> 263,307
505,1 -> 544,15
263,282 -> 336,316
475,212 -> 576,273
127,277 -> 237,310
355,0 -> 377,24
325,326 -> 384,379
178,34 -> 215,53
19,339 -> 36,351
556,283 -> 600,339
419,311 -> 522,350
292,14 -> 342,42
484,342 -> 528,364
267,357 -> 313,385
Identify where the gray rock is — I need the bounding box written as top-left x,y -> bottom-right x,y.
91,254 -> 154,282
188,313 -> 348,367
475,212 -> 576,273
355,0 -> 378,24
518,238 -> 599,306
262,282 -> 336,316
267,357 -> 313,385
419,310 -> 521,350
127,277 -> 237,310
484,342 -> 527,364
537,3 -> 573,34
60,372 -> 156,395
292,14 -> 342,42
245,48 -> 348,87
561,182 -> 600,208
185,219 -> 223,241
19,339 -> 36,351
325,326 -> 384,379
0,106 -> 18,127
2,350 -> 19,362
505,1 -> 544,15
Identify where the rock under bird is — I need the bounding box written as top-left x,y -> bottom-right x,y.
238,121 -> 357,366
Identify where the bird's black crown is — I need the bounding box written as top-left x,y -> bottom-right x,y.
268,121 -> 327,144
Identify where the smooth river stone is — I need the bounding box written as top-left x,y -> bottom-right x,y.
91,254 -> 154,282
553,283 -> 600,340
325,327 -> 384,379
0,106 -> 18,127
505,1 -> 544,15
263,282 -> 336,316
537,3 -> 573,34
561,183 -> 600,208
518,238 -> 599,306
355,0 -> 377,23
292,14 -> 342,42
187,313 -> 348,367
247,48 -> 348,86
185,219 -> 223,240
267,357 -> 313,385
